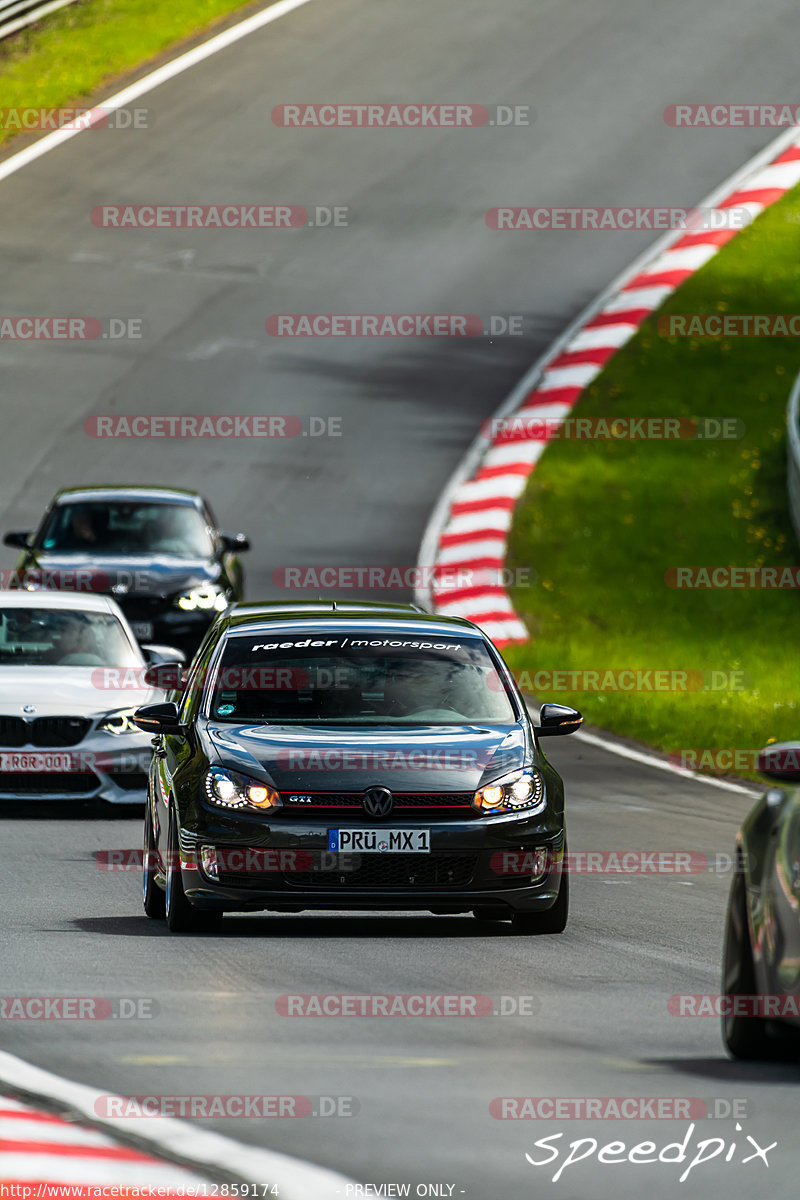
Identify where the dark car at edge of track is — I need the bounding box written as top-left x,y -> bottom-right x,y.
134,601 -> 582,935
722,741 -> 800,1060
4,484 -> 250,659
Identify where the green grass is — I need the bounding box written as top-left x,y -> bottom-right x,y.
0,0 -> 264,146
504,187 -> 800,776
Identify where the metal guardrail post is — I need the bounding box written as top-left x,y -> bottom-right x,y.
0,0 -> 79,43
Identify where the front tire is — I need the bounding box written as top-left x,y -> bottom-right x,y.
512,851 -> 569,935
165,806 -> 222,933
722,868 -> 778,1059
142,802 -> 165,920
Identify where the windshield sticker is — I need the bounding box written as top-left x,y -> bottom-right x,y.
250,638 -> 465,652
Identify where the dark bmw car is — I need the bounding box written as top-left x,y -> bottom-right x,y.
133,602 -> 582,934
722,742 -> 800,1059
4,485 -> 249,658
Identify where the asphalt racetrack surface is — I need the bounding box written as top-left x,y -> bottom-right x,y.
2,0 -> 800,1195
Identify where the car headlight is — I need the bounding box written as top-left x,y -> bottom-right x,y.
205,766 -> 282,812
175,586 -> 229,612
473,767 -> 545,815
100,708 -> 140,735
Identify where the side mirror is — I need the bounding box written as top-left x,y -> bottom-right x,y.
133,702 -> 182,734
220,531 -> 250,553
3,531 -> 31,549
142,662 -> 186,691
536,702 -> 583,737
757,742 -> 800,783
141,643 -> 187,665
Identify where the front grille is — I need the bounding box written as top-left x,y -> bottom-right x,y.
115,595 -> 166,620
31,717 -> 90,747
0,716 -> 90,748
282,792 -> 476,820
0,717 -> 26,747
284,853 -> 477,890
0,772 -> 97,795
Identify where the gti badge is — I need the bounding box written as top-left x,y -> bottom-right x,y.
289,794 -> 313,804
363,786 -> 393,817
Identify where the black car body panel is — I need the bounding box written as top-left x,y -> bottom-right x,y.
736,766 -> 800,1020
137,605 -> 580,922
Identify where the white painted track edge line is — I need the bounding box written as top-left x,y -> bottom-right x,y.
0,0 -> 314,183
573,729 -> 761,798
0,1050 -> 359,1197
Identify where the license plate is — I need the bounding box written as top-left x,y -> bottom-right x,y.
327,828 -> 430,854
131,622 -> 154,640
0,752 -> 72,772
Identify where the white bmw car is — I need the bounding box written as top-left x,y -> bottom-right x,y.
0,592 -> 179,805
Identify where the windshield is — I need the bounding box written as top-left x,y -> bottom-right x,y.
0,608 -> 141,667
36,501 -> 214,559
206,632 -> 517,724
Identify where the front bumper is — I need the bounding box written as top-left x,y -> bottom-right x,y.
170,810 -> 566,914
0,732 -> 153,804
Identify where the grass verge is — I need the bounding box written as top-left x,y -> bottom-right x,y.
505,186 -> 800,777
0,0 -> 266,148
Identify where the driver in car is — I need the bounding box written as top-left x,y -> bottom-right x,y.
383,658 -> 457,716
41,614 -> 97,664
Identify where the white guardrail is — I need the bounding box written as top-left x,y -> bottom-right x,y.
0,0 -> 79,41
787,370 -> 800,547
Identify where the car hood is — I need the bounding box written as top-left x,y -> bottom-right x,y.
22,552 -> 219,597
201,721 -> 529,792
0,667 -> 158,718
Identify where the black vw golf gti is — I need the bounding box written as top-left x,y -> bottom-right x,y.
134,602 -> 582,933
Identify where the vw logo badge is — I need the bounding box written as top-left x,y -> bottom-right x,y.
362,786 -> 393,818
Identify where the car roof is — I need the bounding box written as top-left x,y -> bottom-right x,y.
223,601 -> 483,637
52,486 -> 203,508
0,591 -> 121,614
229,601 -> 428,617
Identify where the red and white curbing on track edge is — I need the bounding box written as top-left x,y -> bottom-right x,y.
415,126 -> 800,647
0,1094 -> 211,1189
